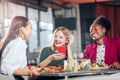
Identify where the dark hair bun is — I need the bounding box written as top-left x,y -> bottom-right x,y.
94,16 -> 111,32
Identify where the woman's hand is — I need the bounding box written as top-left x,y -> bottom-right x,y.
29,66 -> 41,80
109,62 -> 120,69
39,53 -> 65,67
48,53 -> 64,61
67,34 -> 74,47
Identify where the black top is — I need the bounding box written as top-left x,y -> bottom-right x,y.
39,47 -> 64,66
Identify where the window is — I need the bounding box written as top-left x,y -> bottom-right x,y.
29,20 -> 38,52
39,22 -> 53,47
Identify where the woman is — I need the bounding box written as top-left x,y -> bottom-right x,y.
83,16 -> 120,69
0,16 -> 40,80
39,26 -> 74,67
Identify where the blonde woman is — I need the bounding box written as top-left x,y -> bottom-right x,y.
39,26 -> 74,67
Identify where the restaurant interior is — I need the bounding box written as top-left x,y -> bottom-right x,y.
0,0 -> 120,80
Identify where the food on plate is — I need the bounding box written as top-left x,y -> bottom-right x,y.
39,62 -> 109,73
90,63 -> 100,71
79,59 -> 91,71
90,62 -> 108,71
64,59 -> 74,72
39,65 -> 64,73
74,64 -> 81,72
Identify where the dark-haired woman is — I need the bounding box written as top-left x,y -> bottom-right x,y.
0,16 -> 40,80
83,16 -> 120,69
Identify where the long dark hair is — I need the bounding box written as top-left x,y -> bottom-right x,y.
0,16 -> 29,58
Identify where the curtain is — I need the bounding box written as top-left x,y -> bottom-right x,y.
96,4 -> 120,38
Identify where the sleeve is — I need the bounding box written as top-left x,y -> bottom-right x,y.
83,45 -> 92,59
1,43 -> 22,76
39,47 -> 49,63
83,46 -> 90,59
110,38 -> 120,64
116,38 -> 120,61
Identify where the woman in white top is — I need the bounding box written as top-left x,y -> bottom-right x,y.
0,16 -> 40,80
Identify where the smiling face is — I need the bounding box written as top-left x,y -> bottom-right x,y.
53,31 -> 67,48
89,23 -> 106,41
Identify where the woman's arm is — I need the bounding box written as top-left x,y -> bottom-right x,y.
39,55 -> 52,67
83,44 -> 95,59
39,47 -> 64,67
67,34 -> 74,59
67,46 -> 73,59
13,66 -> 40,76
39,53 -> 64,67
1,41 -> 40,76
39,47 -> 52,67
13,66 -> 32,76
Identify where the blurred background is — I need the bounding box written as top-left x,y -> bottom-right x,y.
0,0 -> 120,65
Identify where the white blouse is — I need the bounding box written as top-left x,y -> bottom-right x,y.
96,45 -> 105,64
1,37 -> 27,76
